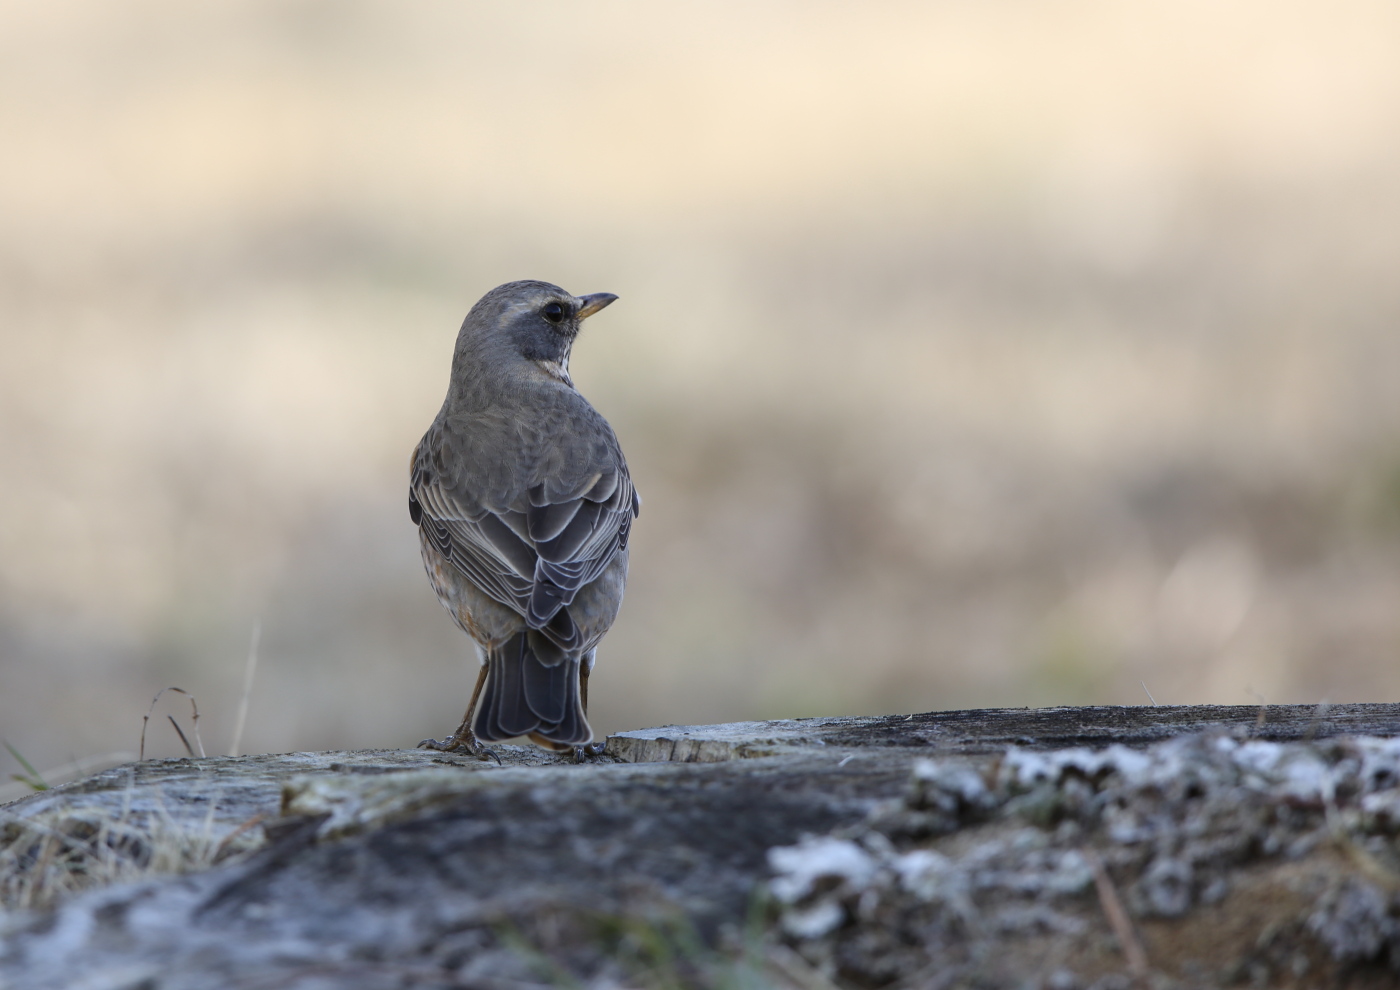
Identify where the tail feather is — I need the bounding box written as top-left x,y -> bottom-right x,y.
523,634 -> 569,725
473,632 -> 592,746
547,669 -> 587,744
492,637 -> 534,738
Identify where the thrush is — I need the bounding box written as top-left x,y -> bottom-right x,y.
410,280 -> 639,758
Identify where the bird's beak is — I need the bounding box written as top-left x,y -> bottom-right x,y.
575,293 -> 619,320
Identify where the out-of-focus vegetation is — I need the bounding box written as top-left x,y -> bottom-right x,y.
3,1 -> 1400,770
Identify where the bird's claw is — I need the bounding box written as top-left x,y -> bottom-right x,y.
418,735 -> 502,766
572,741 -> 607,764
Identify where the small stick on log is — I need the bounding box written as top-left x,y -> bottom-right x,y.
1086,849 -> 1148,978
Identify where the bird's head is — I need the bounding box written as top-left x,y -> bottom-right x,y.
455,280 -> 618,386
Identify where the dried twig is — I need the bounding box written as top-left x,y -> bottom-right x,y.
1086,849 -> 1148,978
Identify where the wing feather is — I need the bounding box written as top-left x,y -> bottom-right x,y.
410,431 -> 638,645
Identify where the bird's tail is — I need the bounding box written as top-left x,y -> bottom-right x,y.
472,631 -> 591,747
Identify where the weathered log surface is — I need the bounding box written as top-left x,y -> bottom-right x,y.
2,704 -> 1399,990
605,702 -> 1398,762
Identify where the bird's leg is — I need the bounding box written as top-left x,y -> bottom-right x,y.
572,665 -> 606,762
419,663 -> 500,764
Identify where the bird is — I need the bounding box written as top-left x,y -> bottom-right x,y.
409,280 -> 639,760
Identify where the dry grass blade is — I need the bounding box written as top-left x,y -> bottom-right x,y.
140,687 -> 205,761
229,621 -> 261,758
0,752 -> 137,805
1,788 -> 266,912
167,716 -> 195,758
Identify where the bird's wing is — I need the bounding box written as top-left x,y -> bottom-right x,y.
523,466 -> 638,629
409,433 -> 639,649
411,468 -> 534,616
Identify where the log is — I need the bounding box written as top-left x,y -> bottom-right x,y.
2,704 -> 1399,989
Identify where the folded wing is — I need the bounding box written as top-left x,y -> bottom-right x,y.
410,435 -> 638,663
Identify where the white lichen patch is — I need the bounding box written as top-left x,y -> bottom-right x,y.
282,768 -> 511,839
767,734 -> 1400,987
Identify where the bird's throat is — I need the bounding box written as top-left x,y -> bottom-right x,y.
534,356 -> 573,387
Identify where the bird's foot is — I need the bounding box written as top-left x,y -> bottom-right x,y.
418,732 -> 502,766
572,741 -> 608,764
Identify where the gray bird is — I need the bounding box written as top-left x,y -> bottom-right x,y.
409,280 -> 639,758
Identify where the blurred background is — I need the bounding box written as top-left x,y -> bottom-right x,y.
3,0 -> 1400,774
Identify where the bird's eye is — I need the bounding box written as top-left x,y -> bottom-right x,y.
542,302 -> 566,324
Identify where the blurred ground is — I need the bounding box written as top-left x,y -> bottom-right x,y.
2,1 -> 1400,770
